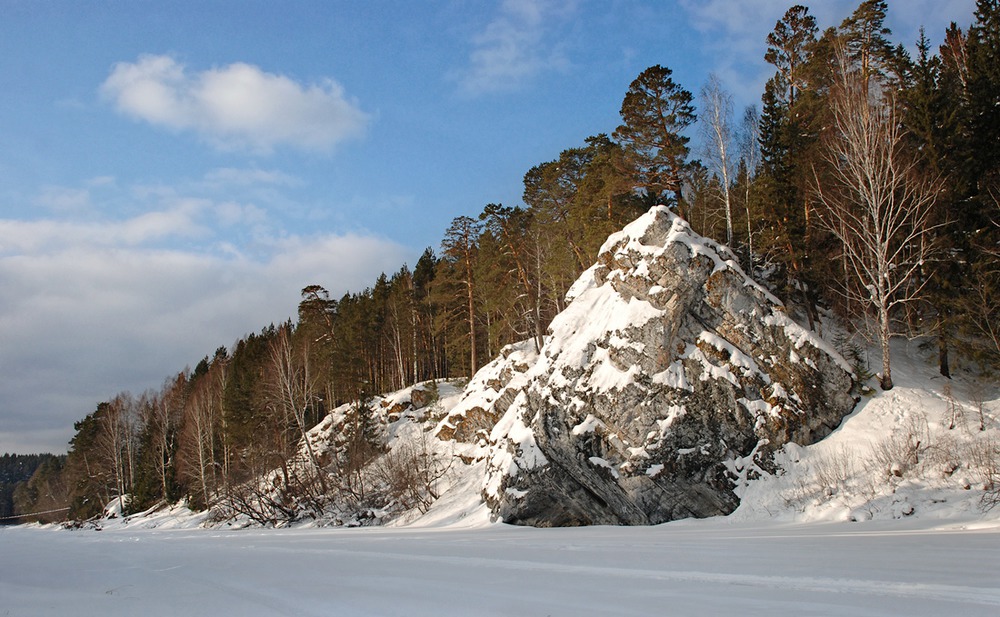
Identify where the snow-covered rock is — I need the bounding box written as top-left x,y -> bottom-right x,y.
482,206 -> 856,526
435,340 -> 538,444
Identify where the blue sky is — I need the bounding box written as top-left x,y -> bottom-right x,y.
0,0 -> 977,454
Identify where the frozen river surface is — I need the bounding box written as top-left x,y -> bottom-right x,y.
2,518 -> 999,616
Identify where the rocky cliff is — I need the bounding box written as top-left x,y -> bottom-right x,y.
480,206 -> 856,526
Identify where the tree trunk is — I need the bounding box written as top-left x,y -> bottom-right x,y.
935,303 -> 951,378
879,307 -> 894,390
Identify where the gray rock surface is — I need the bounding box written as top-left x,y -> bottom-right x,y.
482,206 -> 856,526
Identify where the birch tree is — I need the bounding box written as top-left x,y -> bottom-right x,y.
812,50 -> 942,390
738,104 -> 761,271
700,74 -> 737,246
266,324 -> 327,493
179,371 -> 222,508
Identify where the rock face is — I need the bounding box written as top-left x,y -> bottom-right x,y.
482,206 -> 856,526
436,341 -> 538,444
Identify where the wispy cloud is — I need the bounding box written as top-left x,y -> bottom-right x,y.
0,181 -> 408,454
679,0 -> 978,54
677,0 -> 977,115
100,55 -> 370,153
202,167 -> 302,188
0,200 -> 208,252
35,186 -> 92,213
457,0 -> 577,96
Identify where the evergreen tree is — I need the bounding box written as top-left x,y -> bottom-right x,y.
959,0 -> 1000,367
440,216 -> 482,375
62,405 -> 116,519
129,390 -> 175,511
839,0 -> 895,84
412,247 -> 444,380
221,326 -> 277,481
757,6 -> 827,327
613,65 -> 696,209
473,228 -> 519,359
10,455 -> 67,524
967,0 -> 1000,206
480,204 -> 542,351
900,29 -> 963,376
765,4 -> 818,106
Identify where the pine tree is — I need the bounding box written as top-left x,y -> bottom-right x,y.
613,65 -> 696,209
765,4 -> 818,106
10,455 -> 68,524
480,204 -> 542,351
900,29 -> 963,377
440,216 -> 482,375
959,0 -> 1000,367
757,7 -> 826,327
412,248 -> 444,380
967,0 -> 1000,206
839,0 -> 895,85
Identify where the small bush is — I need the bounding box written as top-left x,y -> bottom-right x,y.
965,435 -> 1000,511
870,412 -> 929,477
369,434 -> 451,514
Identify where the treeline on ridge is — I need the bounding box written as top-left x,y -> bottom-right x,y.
12,1 -> 1000,524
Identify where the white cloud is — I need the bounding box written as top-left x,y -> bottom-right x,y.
86,176 -> 117,188
457,0 -> 577,95
202,167 -> 301,188
36,186 -> 92,213
0,200 -> 208,253
678,0 -> 794,39
215,200 -> 268,228
101,55 -> 370,153
0,187 -> 409,454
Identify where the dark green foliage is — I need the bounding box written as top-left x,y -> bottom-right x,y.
839,0 -> 895,82
756,7 -> 826,325
44,1 -> 1000,521
62,405 -> 113,520
613,64 -> 696,207
10,455 -> 68,523
765,4 -> 818,105
223,326 -> 277,451
967,0 -> 1000,214
0,453 -> 64,524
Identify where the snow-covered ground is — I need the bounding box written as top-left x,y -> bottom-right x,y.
3,339 -> 999,616
732,338 -> 1000,525
2,516 -> 998,616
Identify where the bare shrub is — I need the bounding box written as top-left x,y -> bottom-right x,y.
965,435 -> 1000,511
215,472 -> 299,526
812,446 -> 859,495
369,434 -> 451,514
944,382 -> 963,430
969,380 -> 989,432
780,475 -> 812,512
213,442 -> 334,526
870,412 -> 929,477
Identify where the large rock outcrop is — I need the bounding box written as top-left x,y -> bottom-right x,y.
482,206 -> 856,526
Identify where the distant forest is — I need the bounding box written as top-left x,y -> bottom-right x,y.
0,454 -> 64,524
10,1 -> 1000,523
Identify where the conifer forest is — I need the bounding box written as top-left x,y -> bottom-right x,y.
10,1 -> 1000,524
